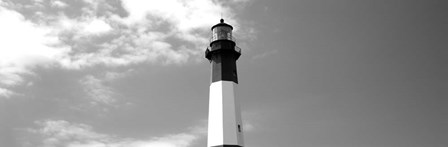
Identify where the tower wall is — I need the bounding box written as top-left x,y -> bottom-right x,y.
208,81 -> 244,147
210,50 -> 238,83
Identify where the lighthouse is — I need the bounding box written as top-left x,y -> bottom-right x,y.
205,19 -> 244,147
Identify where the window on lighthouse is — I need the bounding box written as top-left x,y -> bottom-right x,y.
212,26 -> 232,41
238,125 -> 241,132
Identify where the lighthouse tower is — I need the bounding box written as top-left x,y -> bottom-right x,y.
205,19 -> 243,147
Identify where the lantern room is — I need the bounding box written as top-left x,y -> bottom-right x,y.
205,19 -> 241,61
211,19 -> 233,42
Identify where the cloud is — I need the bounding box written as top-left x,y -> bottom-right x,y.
0,5 -> 70,93
54,16 -> 112,36
0,0 -> 250,97
120,0 -> 230,30
252,49 -> 278,60
28,120 -> 110,147
82,19 -> 112,34
51,0 -> 68,8
103,70 -> 133,81
243,121 -> 255,132
27,119 -> 206,147
49,14 -> 113,38
74,70 -> 135,112
0,87 -> 16,98
79,75 -> 116,106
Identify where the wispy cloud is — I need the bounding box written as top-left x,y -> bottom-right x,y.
50,0 -> 68,8
0,87 -> 16,98
26,119 -> 206,147
75,70 -> 134,112
252,49 -> 278,60
79,75 -> 116,106
243,121 -> 255,132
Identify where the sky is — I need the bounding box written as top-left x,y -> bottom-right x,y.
0,0 -> 447,147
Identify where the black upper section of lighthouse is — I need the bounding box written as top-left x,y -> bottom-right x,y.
205,19 -> 241,84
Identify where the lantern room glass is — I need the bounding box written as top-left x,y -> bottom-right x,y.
212,26 -> 232,41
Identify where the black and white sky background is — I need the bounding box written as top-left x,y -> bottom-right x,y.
0,0 -> 447,147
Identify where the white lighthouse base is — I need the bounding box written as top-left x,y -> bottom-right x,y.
207,81 -> 244,147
